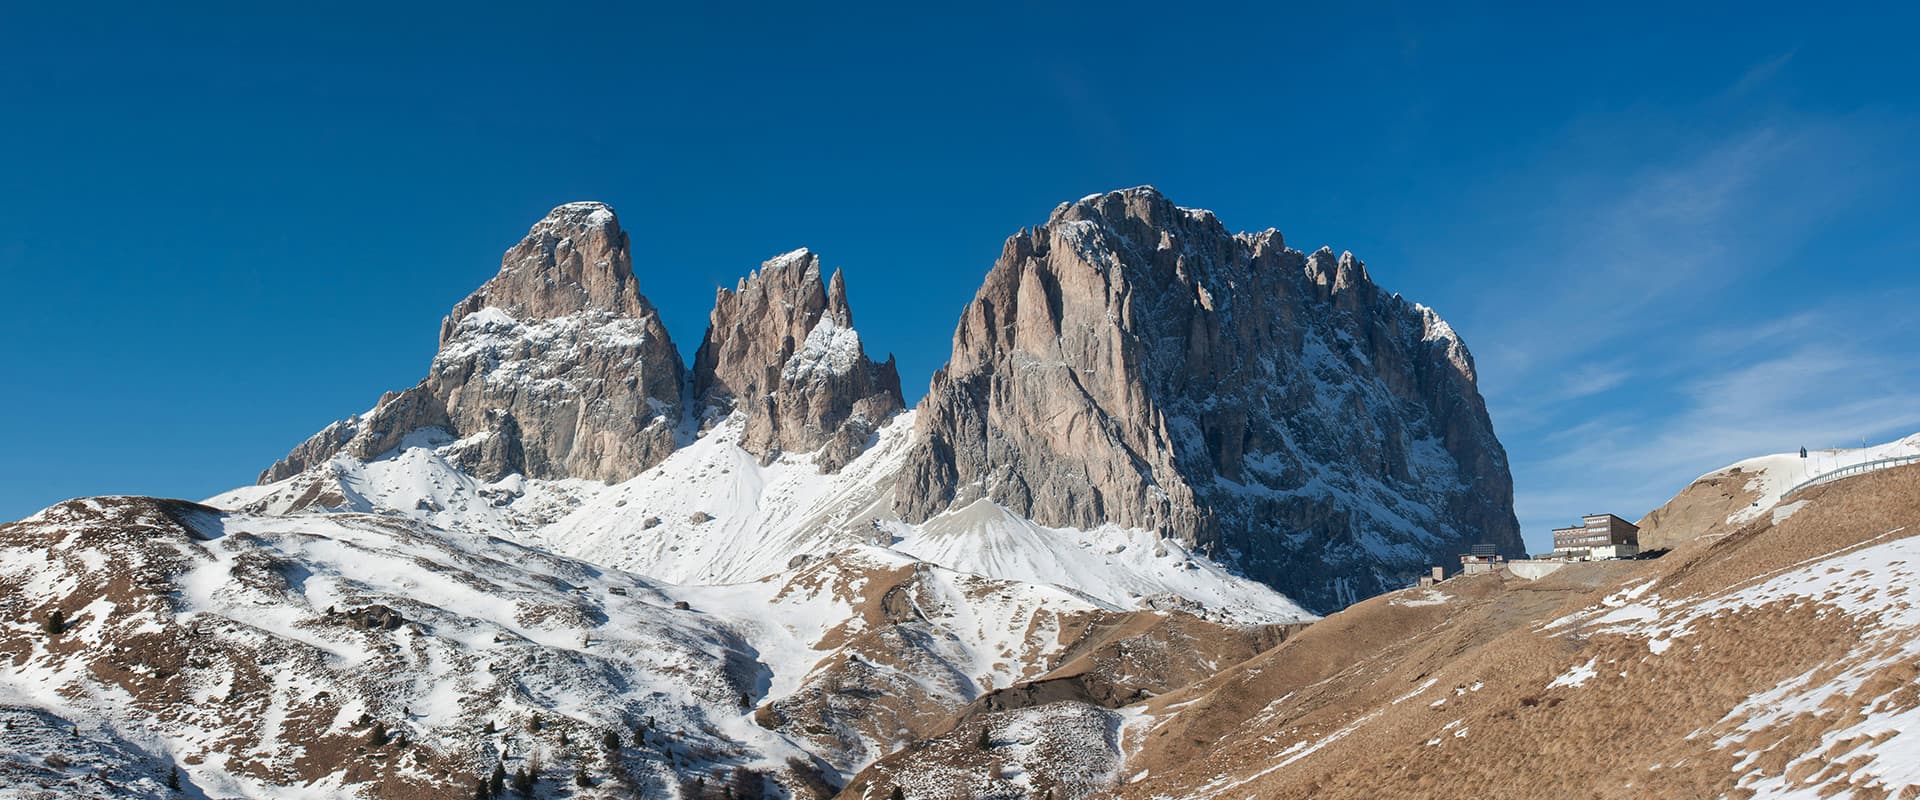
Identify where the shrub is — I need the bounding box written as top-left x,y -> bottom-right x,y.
729,768 -> 766,800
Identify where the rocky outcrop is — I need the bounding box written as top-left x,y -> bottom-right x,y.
260,202 -> 685,484
691,248 -> 902,472
896,187 -> 1521,612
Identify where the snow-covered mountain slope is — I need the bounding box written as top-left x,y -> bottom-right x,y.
210,427 -> 605,539
212,411 -> 1311,626
0,703 -> 181,799
0,496 -> 811,798
1638,431 -> 1920,549
0,492 -> 1300,798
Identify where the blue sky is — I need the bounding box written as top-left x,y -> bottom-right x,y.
2,3 -> 1916,553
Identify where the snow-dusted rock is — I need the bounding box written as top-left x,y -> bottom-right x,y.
896,186 -> 1522,612
0,496 -> 808,797
691,248 -> 903,473
260,201 -> 686,485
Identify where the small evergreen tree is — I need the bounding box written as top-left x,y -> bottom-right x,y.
975,727 -> 991,750
574,765 -> 590,787
512,766 -> 533,796
484,719 -> 497,734
490,763 -> 507,795
738,692 -> 751,709
525,715 -> 541,733
890,787 -> 905,800
166,767 -> 181,792
473,779 -> 490,800
602,729 -> 621,753
42,609 -> 65,636
366,721 -> 389,747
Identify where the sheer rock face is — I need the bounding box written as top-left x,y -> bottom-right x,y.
259,202 -> 686,484
691,248 -> 904,472
896,187 -> 1521,612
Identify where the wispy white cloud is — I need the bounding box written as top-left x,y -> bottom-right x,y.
1479,117 -> 1882,396
1726,48 -> 1798,98
1544,343 -> 1919,475
1509,293 -> 1920,548
1461,90 -> 1917,549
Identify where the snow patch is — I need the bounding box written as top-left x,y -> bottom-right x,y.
1549,658 -> 1598,689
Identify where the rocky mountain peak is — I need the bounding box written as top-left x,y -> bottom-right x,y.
1044,185 -> 1231,254
898,187 -> 1521,611
692,248 -> 902,471
438,201 -> 650,344
260,202 -> 685,485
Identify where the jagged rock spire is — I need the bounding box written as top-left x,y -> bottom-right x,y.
692,248 -> 903,472
439,202 -> 653,341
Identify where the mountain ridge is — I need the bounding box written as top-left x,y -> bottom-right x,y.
248,186 -> 1516,614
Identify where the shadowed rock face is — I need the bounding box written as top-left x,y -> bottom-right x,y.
895,187 -> 1521,612
691,248 -> 903,472
260,202 -> 686,484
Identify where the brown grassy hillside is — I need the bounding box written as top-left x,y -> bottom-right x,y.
839,464 -> 1920,800
1107,464 -> 1920,800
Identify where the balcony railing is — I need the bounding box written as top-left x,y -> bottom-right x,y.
1782,454 -> 1920,499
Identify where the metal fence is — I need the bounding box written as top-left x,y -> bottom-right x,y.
1783,454 -> 1920,498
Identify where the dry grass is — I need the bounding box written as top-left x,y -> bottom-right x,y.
1100,466 -> 1920,800
1635,465 -> 1765,549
